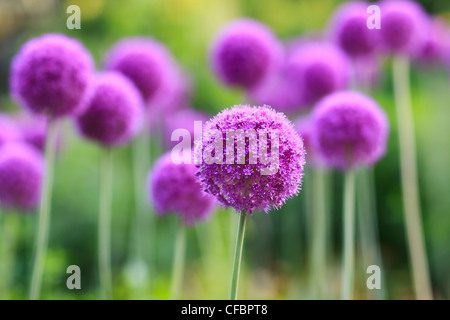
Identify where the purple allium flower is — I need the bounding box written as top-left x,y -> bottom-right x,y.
104,37 -> 175,103
195,105 -> 305,214
414,17 -> 449,66
0,114 -> 21,146
311,91 -> 388,170
10,34 -> 94,118
162,109 -> 210,150
379,0 -> 430,55
294,116 -> 318,166
210,19 -> 282,89
0,142 -> 44,211
329,1 -> 381,58
75,72 -> 143,147
148,153 -> 216,226
286,42 -> 350,106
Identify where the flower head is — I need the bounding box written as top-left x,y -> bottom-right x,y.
104,37 -> 175,103
329,1 -> 381,58
0,142 -> 44,211
311,91 -> 388,170
75,72 -> 143,147
210,19 -> 282,89
195,105 -> 305,214
10,34 -> 94,118
379,0 -> 429,55
0,114 -> 21,146
286,42 -> 350,106
148,153 -> 216,226
414,17 -> 449,66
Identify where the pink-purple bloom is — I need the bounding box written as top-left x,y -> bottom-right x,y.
286,42 -> 350,106
414,17 -> 449,66
148,153 -> 216,226
10,34 -> 94,118
379,0 -> 430,55
210,19 -> 282,89
311,91 -> 388,170
0,142 -> 44,211
329,1 -> 381,58
104,37 -> 175,103
195,105 -> 305,214
0,114 -> 21,146
75,72 -> 143,147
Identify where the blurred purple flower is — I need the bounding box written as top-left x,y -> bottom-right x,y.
0,142 -> 44,211
10,34 -> 94,118
195,105 -> 305,214
148,152 -> 216,226
210,19 -> 282,89
0,114 -> 21,146
286,42 -> 350,106
414,17 -> 449,66
104,37 -> 175,103
379,0 -> 430,56
75,72 -> 144,147
311,91 -> 389,170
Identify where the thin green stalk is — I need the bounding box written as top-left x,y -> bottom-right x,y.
341,169 -> 355,300
310,168 -> 327,299
357,168 -> 386,300
230,212 -> 247,300
99,148 -> 113,300
29,120 -> 58,300
170,222 -> 186,300
392,55 -> 432,300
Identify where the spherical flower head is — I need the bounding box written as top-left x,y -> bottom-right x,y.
148,153 -> 216,226
0,142 -> 44,211
311,91 -> 389,170
210,19 -> 282,89
0,114 -> 21,146
162,109 -> 210,150
195,105 -> 305,214
75,72 -> 143,147
379,0 -> 430,55
329,1 -> 381,58
414,17 -> 449,66
286,42 -> 350,106
104,37 -> 175,103
10,33 -> 94,118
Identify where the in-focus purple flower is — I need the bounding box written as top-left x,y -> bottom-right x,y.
148,152 -> 216,226
75,72 -> 143,147
104,37 -> 175,103
329,1 -> 381,58
0,114 -> 21,146
379,0 -> 430,55
414,17 -> 449,66
0,142 -> 44,211
210,19 -> 282,89
10,34 -> 94,118
162,109 -> 210,150
195,105 -> 305,214
311,91 -> 389,170
286,42 -> 350,106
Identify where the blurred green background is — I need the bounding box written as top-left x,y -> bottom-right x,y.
1,0 -> 450,300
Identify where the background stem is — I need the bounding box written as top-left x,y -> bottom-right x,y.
99,148 -> 113,300
341,169 -> 355,300
170,222 -> 186,300
29,120 -> 58,300
393,55 -> 432,300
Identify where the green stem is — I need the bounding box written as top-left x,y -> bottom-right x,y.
29,120 -> 58,300
170,222 -> 186,300
99,148 -> 113,300
357,168 -> 386,299
311,168 -> 327,299
230,212 -> 247,300
341,169 -> 355,300
392,55 -> 432,300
